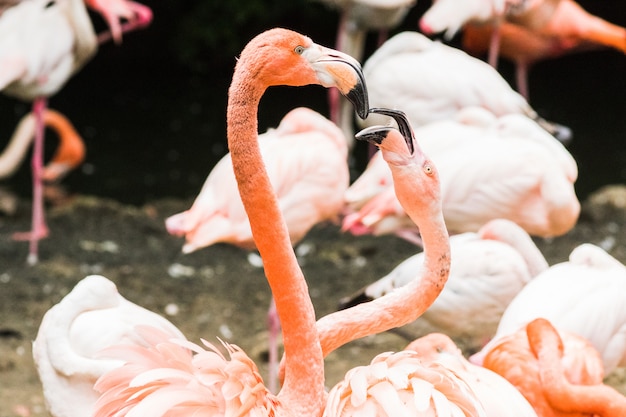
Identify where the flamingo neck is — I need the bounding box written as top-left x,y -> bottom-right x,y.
316,202 -> 450,356
0,113 -> 38,178
227,67 -> 325,414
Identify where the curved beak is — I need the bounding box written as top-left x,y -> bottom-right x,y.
308,46 -> 369,119
355,108 -> 415,154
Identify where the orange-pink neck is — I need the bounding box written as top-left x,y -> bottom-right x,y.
227,57 -> 325,415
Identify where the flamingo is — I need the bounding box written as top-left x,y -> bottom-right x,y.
527,318 -> 626,416
0,109 -> 85,184
319,108 -> 485,416
471,243 -> 626,375
32,275 -> 186,417
165,106 -> 350,253
91,27 -> 369,417
462,0 -> 626,100
358,31 -> 572,143
480,317 -> 623,416
343,108 -> 580,242
405,333 -> 539,416
0,0 -> 98,264
338,218 -> 549,354
418,0 -> 534,67
165,106 -> 351,391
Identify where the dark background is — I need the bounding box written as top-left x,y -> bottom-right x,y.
1,0 -> 625,205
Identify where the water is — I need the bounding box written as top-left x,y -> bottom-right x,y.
1,2 -> 625,206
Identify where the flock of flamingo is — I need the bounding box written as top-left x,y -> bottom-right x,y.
2,0 -> 626,416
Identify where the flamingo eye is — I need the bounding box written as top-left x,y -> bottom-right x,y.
294,45 -> 305,55
424,164 -> 433,175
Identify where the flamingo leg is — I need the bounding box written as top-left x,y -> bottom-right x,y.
13,97 -> 49,265
488,21 -> 502,68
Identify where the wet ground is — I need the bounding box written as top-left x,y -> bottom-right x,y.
2,186 -> 626,416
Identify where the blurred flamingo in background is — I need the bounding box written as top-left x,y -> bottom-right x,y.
0,109 -> 85,184
472,243 -> 626,375
339,218 -> 549,354
166,106 -> 350,254
405,333 -> 538,416
32,275 -> 186,417
92,28 -> 370,417
343,108 -> 580,242
359,31 -> 572,143
480,317 -> 623,416
419,0 -> 534,66
312,0 -> 415,141
0,0 -> 98,264
463,0 -> 626,99
85,0 -> 152,44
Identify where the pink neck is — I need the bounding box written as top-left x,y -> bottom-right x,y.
316,205 -> 450,356
227,67 -> 325,414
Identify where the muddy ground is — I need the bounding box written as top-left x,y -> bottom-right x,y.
2,187 -> 626,416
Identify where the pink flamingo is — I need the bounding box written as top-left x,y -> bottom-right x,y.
92,28 -> 369,417
527,318 -> 626,416
0,109 -> 85,184
359,31 -> 572,143
0,0 -> 98,264
462,0 -> 626,99
165,106 -> 350,391
480,317 -> 626,416
419,0 -> 535,67
405,333 -> 538,416
472,243 -> 626,375
343,108 -> 580,242
339,218 -> 549,353
319,108 -> 484,416
32,275 -> 186,417
165,106 -> 350,253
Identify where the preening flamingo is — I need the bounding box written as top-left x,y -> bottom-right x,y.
472,243 -> 626,375
92,27 -> 369,417
339,218 -> 549,353
358,31 -> 572,143
463,0 -> 626,99
319,108 -> 484,416
405,333 -> 538,417
480,317 -> 619,416
32,275 -> 185,417
527,318 -> 626,416
343,108 -> 580,242
0,109 -> 85,183
0,0 -> 98,264
166,106 -> 350,253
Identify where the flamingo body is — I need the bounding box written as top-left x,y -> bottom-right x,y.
406,333 -> 539,417
32,275 -> 185,417
166,107 -> 349,253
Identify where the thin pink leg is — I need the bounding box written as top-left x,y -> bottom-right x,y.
488,22 -> 502,68
267,297 -> 280,394
13,97 -> 49,265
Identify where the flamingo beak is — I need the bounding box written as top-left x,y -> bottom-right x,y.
310,47 -> 369,119
355,108 -> 415,155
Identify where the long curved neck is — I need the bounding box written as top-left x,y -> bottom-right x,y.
0,112 -> 37,178
227,63 -> 325,415
316,201 -> 450,356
